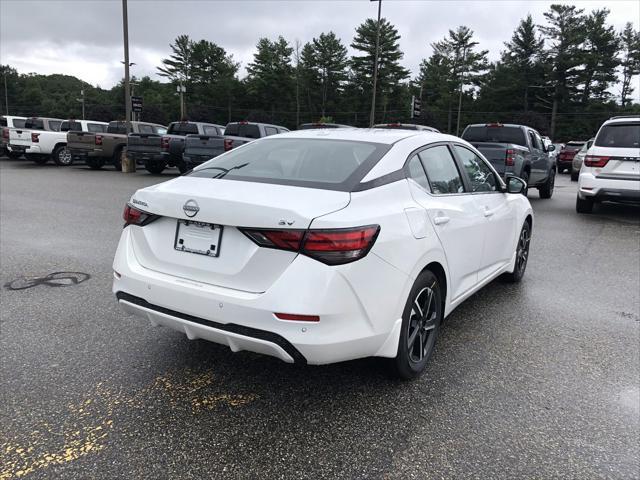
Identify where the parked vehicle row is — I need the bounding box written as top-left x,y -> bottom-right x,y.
1,115 -> 26,158
571,138 -> 594,181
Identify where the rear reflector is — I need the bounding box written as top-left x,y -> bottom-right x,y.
584,155 -> 610,168
274,312 -> 320,322
161,136 -> 170,151
240,225 -> 380,265
2,127 -> 8,139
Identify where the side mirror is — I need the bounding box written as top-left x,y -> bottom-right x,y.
507,176 -> 527,194
547,144 -> 556,152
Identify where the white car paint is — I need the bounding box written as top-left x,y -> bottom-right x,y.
113,129 -> 533,367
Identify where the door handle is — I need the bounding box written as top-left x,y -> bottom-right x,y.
483,206 -> 494,217
433,215 -> 450,225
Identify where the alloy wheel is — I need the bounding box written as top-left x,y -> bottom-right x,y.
407,286 -> 438,364
516,226 -> 530,273
59,148 -> 72,165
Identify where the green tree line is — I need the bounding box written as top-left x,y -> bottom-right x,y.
2,4 -> 639,140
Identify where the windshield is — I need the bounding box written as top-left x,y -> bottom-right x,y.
594,123 -> 639,148
462,126 -> 527,147
25,119 -> 45,130
224,123 -> 261,139
189,138 -> 390,191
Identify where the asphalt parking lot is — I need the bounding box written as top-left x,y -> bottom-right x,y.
1,159 -> 638,479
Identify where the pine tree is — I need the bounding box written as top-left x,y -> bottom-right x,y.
311,32 -> 348,117
619,23 -> 640,107
351,18 -> 410,122
157,35 -> 194,86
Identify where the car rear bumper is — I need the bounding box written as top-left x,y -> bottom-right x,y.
578,172 -> 640,203
9,143 -> 39,154
128,151 -> 167,165
69,148 -> 102,160
112,227 -> 408,365
558,159 -> 573,169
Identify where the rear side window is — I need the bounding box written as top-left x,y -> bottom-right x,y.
419,146 -> 465,195
167,123 -> 199,135
406,155 -> 430,191
60,121 -> 82,132
203,126 -> 219,136
190,138 -> 389,191
87,123 -> 107,133
453,145 -> 498,192
25,119 -> 45,130
462,126 -> 527,148
107,122 -> 127,134
595,123 -> 639,148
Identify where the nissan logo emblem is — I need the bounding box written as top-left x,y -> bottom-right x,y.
183,199 -> 200,218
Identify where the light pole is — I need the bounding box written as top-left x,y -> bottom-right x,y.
122,0 -> 132,134
177,83 -> 186,119
369,0 -> 382,128
76,88 -> 85,119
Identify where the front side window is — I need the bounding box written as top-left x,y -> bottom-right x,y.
406,154 -> 430,191
453,145 -> 498,192
203,126 -> 219,136
60,121 -> 82,132
48,120 -> 62,131
419,145 -> 465,195
137,124 -> 154,134
265,127 -> 278,136
528,131 -> 541,150
154,126 -> 167,135
190,138 -> 389,191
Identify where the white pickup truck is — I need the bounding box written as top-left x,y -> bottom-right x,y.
9,118 -> 108,166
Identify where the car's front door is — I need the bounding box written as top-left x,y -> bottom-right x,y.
528,130 -> 547,185
407,144 -> 486,301
452,144 -> 517,281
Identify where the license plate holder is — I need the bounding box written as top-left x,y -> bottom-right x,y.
174,220 -> 222,257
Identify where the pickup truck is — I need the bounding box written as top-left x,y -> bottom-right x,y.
128,121 -> 223,174
68,120 -> 166,170
461,123 -> 556,198
8,117 -> 67,165
1,115 -> 27,158
181,121 -> 289,170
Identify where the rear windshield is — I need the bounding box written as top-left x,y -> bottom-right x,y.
25,119 -> 45,130
60,121 -> 82,132
168,123 -> 199,135
13,119 -> 25,128
566,142 -> 585,147
462,126 -> 527,147
189,138 -> 390,191
107,122 -> 127,134
594,123 -> 639,148
224,123 -> 261,139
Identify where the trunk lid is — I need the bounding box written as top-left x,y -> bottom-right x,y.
128,177 -> 350,292
9,129 -> 34,148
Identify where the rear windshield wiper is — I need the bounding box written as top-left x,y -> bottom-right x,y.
212,163 -> 249,179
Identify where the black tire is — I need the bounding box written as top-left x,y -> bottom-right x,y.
538,169 -> 555,199
7,150 -> 22,159
576,195 -> 594,214
501,221 -> 531,283
570,170 -> 579,182
392,270 -> 443,380
52,145 -> 72,166
521,170 -> 530,196
112,147 -> 123,171
144,159 -> 166,175
27,154 -> 48,164
86,157 -> 104,170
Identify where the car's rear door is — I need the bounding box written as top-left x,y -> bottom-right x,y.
451,144 -> 517,281
406,144 -> 485,301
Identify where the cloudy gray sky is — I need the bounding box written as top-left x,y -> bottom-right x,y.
1,0 -> 638,99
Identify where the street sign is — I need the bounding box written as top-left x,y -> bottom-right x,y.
411,96 -> 422,119
131,96 -> 143,112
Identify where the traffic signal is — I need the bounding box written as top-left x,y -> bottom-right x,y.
411,96 -> 422,119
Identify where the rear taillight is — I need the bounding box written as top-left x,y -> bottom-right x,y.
223,139 -> 233,151
240,225 -> 380,265
584,155 -> 610,168
31,132 -> 40,143
95,135 -> 103,146
2,127 -> 8,139
161,136 -> 170,151
123,203 -> 158,226
505,149 -> 515,166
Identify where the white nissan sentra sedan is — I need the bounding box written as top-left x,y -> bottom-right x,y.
113,129 -> 533,378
